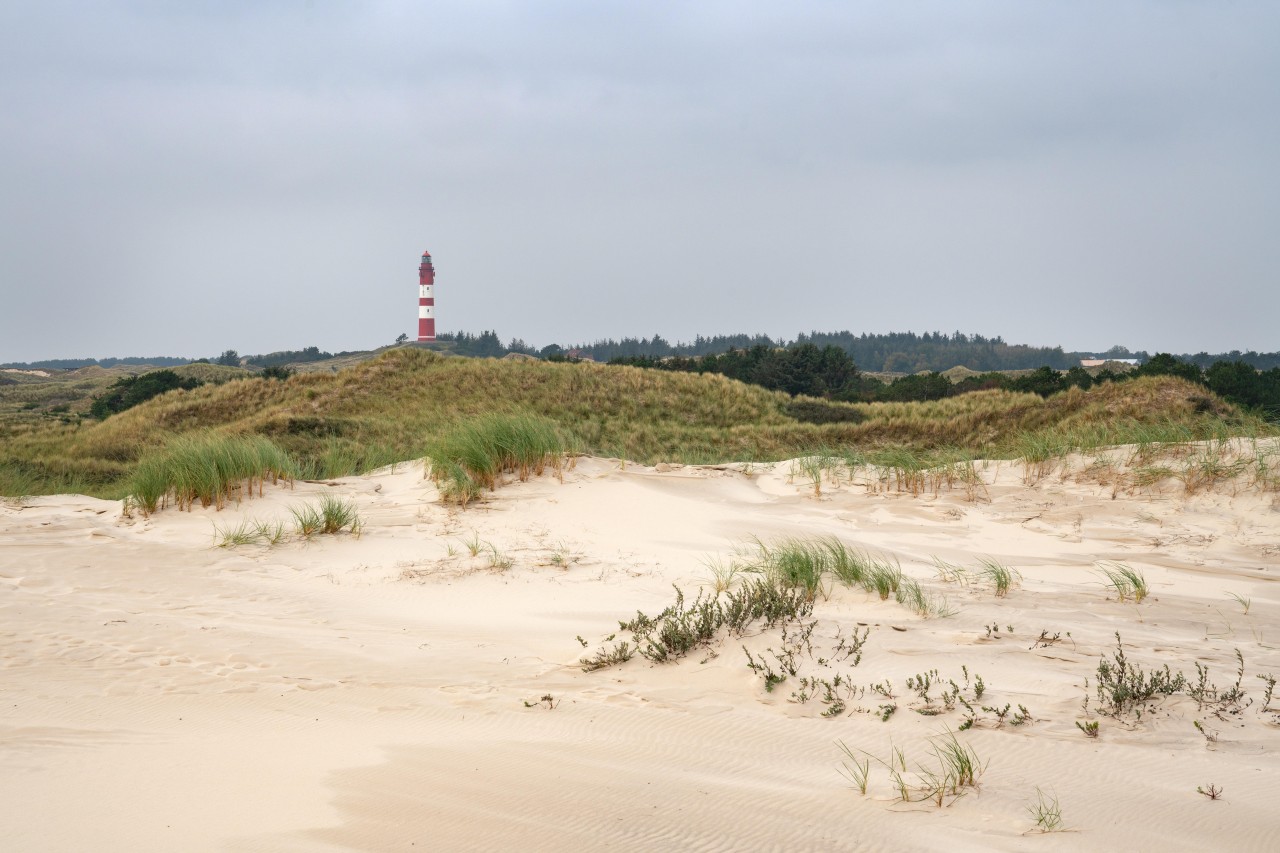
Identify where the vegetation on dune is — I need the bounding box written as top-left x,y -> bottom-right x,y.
580,579 -> 817,671
0,346 -> 1273,499
89,370 -> 204,419
614,344 -> 866,398
126,433 -> 297,515
614,344 -> 1280,416
289,494 -> 363,537
426,413 -> 577,506
582,536 -> 963,678
0,362 -> 245,427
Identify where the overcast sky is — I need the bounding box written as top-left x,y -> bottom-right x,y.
2,1 -> 1277,363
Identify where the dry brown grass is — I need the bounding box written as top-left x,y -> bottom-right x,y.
1,349 -> 1271,498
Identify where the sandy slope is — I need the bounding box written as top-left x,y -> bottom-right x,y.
2,447 -> 1279,851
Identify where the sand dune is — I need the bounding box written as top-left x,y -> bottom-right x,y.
3,447 -> 1279,851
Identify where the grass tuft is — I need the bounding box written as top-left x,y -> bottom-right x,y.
757,537 -> 830,599
836,740 -> 871,795
978,557 -> 1020,597
1225,591 -> 1251,615
127,432 -> 296,515
895,577 -> 957,618
864,555 -> 904,601
427,413 -> 576,506
290,503 -> 323,538
1096,561 -> 1148,603
290,495 -> 362,538
855,730 -> 986,807
318,494 -> 362,535
1027,788 -> 1065,832
930,729 -> 986,792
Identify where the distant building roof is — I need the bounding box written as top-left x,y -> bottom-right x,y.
1081,358 -> 1140,367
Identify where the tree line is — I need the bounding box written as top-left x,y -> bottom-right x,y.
426,330 -> 1280,374
610,346 -> 1280,418
5,331 -> 1277,373
1,356 -> 191,370
543,330 -> 1084,370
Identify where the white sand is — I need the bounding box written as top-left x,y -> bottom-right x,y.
3,448 -> 1280,851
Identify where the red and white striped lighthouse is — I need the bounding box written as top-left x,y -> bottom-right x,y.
417,250 -> 436,342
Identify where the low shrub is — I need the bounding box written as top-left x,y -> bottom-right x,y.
580,579 -> 814,670
1093,633 -> 1187,718
89,370 -> 203,419
784,399 -> 864,424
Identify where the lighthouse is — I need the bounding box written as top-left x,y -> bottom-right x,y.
417,250 -> 436,342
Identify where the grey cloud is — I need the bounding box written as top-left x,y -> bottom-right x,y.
1,1 -> 1277,361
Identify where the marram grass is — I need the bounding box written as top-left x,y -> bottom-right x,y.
290,494 -> 362,537
742,536 -> 951,615
1096,561 -> 1148,603
126,433 -> 297,515
426,413 -> 578,505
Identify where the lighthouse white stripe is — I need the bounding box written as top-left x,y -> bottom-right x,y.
419,285 -> 433,298
419,306 -> 434,318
